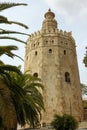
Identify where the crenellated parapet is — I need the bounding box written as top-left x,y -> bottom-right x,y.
29,30 -> 42,38
28,28 -> 74,43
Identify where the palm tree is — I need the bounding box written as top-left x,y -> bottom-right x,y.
0,2 -> 29,130
0,7 -> 26,129
0,3 -> 44,129
0,79 -> 17,130
1,70 -> 44,129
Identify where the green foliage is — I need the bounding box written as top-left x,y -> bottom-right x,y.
0,2 -> 44,129
51,114 -> 78,130
83,100 -> 87,109
83,47 -> 87,67
0,2 -> 27,11
0,3 -> 28,29
81,83 -> 87,96
0,2 -> 28,69
1,70 -> 44,128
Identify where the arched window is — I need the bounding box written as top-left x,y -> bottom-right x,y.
65,72 -> 71,83
64,50 -> 66,55
49,49 -> 52,53
46,40 -> 48,44
38,42 -> 39,45
26,56 -> 28,60
51,40 -> 54,44
33,73 -> 38,78
35,51 -> 37,56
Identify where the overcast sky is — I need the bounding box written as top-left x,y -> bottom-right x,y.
0,0 -> 87,85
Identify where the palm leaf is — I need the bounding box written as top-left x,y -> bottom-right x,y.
0,2 -> 27,11
0,45 -> 18,56
0,15 -> 28,29
0,45 -> 24,61
0,36 -> 26,44
0,65 -> 22,75
9,21 -> 28,29
0,60 -> 4,65
0,29 -> 29,36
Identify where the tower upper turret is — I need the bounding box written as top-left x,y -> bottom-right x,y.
42,9 -> 57,32
44,8 -> 55,19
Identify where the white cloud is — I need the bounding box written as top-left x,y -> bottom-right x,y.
45,0 -> 87,22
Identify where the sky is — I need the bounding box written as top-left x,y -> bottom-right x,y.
0,0 -> 87,85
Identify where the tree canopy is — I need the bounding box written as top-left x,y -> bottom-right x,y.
0,2 -> 44,130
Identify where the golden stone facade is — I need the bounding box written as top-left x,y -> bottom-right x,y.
24,9 -> 83,125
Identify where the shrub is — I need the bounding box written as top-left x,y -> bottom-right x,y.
51,114 -> 78,130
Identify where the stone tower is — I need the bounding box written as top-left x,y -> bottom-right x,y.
24,9 -> 83,124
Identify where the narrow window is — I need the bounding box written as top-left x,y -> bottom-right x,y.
65,72 -> 71,83
26,56 -> 28,60
46,40 -> 48,44
33,73 -> 38,78
49,49 -> 52,53
64,50 -> 66,55
51,40 -> 54,44
35,51 -> 37,56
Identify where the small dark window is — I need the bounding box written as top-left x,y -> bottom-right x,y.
35,51 -> 37,55
49,49 -> 52,53
42,122 -> 46,127
65,42 -> 68,45
64,50 -> 66,55
46,40 -> 48,44
26,56 -> 28,60
65,72 -> 71,83
33,73 -> 38,77
51,40 -> 54,43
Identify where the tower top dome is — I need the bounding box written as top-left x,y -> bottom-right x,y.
42,9 -> 57,31
44,9 -> 55,19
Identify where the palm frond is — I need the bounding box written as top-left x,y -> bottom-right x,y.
0,60 -> 4,65
0,45 -> 18,56
9,21 -> 28,29
0,36 -> 26,44
0,65 -> 22,75
0,29 -> 29,36
0,45 -> 24,61
0,2 -> 27,11
0,15 -> 28,29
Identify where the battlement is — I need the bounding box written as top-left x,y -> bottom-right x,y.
59,29 -> 72,37
29,29 -> 72,38
30,30 -> 42,38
